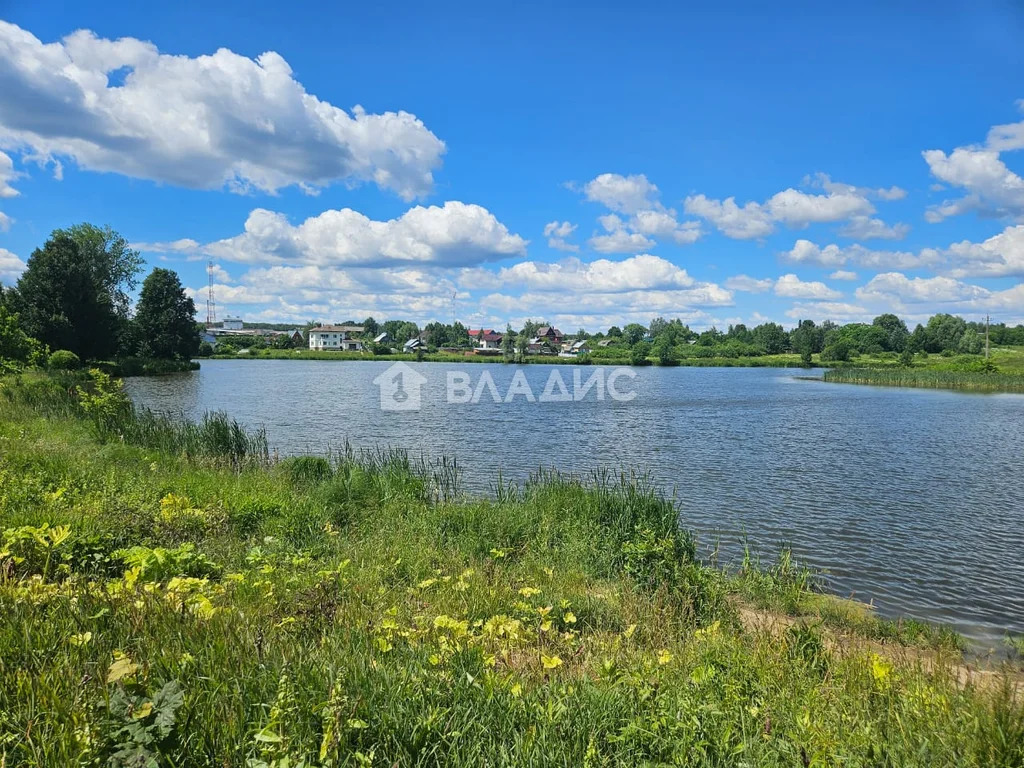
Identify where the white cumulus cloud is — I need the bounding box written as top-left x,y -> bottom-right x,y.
724,274 -> 774,293
943,224 -> 1024,278
838,215 -> 910,240
783,239 -> 939,270
922,104 -> 1024,222
0,22 -> 445,199
147,202 -> 528,268
543,220 -> 579,252
684,175 -> 889,240
774,273 -> 841,300
856,273 -> 992,304
583,173 -> 661,214
829,270 -> 859,281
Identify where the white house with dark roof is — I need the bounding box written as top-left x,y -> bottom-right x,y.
308,325 -> 365,351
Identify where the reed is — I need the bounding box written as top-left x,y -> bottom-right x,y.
824,366 -> 1024,393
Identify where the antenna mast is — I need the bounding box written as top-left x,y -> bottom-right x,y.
451,289 -> 457,328
206,261 -> 217,328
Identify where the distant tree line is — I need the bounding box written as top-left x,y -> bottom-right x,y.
4,224 -> 1021,372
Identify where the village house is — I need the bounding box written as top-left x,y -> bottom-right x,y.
471,329 -> 503,350
308,325 -> 365,351
559,339 -> 590,357
535,326 -> 564,345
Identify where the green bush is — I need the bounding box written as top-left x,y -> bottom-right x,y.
48,349 -> 81,370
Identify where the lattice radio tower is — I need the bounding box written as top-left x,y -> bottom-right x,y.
205,261 -> 217,327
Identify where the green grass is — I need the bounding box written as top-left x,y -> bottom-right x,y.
1,371 -> 1022,766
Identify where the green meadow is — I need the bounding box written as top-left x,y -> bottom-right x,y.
1,371 -> 1022,767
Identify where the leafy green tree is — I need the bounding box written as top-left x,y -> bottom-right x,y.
501,324 -> 514,362
820,338 -> 853,362
0,304 -> 44,366
362,316 -> 379,338
925,313 -> 967,353
11,230 -> 138,361
958,328 -> 983,355
451,322 -> 471,347
697,327 -> 724,347
424,321 -> 450,348
383,320 -> 419,343
908,323 -> 929,353
134,268 -> 200,360
653,336 -> 677,366
899,348 -> 914,367
752,323 -> 789,354
726,323 -> 753,344
629,340 -> 651,366
790,320 -> 824,358
515,332 -> 528,363
623,323 -> 647,346
606,325 -> 622,338
649,317 -> 668,338
872,313 -> 909,352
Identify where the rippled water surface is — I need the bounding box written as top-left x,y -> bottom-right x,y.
125,360 -> 1024,646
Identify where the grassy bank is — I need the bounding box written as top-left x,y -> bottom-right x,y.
1,372 -> 1022,766
823,367 -> 1024,393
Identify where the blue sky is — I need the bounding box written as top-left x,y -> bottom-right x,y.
1,0 -> 1023,331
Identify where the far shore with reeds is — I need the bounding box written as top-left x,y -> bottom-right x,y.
823,366 -> 1024,393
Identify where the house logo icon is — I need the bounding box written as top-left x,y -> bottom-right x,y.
372,362 -> 428,411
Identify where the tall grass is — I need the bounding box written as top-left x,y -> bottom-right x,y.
120,407 -> 270,466
1,374 -> 1022,766
0,369 -> 269,467
824,366 -> 1024,393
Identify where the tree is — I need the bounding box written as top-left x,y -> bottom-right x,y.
958,328 -> 983,355
630,340 -> 651,366
752,323 -> 789,354
820,338 -> 853,362
653,336 -> 677,366
726,323 -> 753,344
11,232 -> 130,360
790,320 -> 824,359
698,326 -> 724,347
623,323 -> 647,346
925,313 -> 967,353
872,313 -> 909,352
362,316 -> 379,338
515,331 -> 528,363
0,304 -> 44,366
134,268 -> 200,360
606,325 -> 622,338
501,324 -> 514,362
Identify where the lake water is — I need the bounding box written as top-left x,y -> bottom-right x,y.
125,359 -> 1024,647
